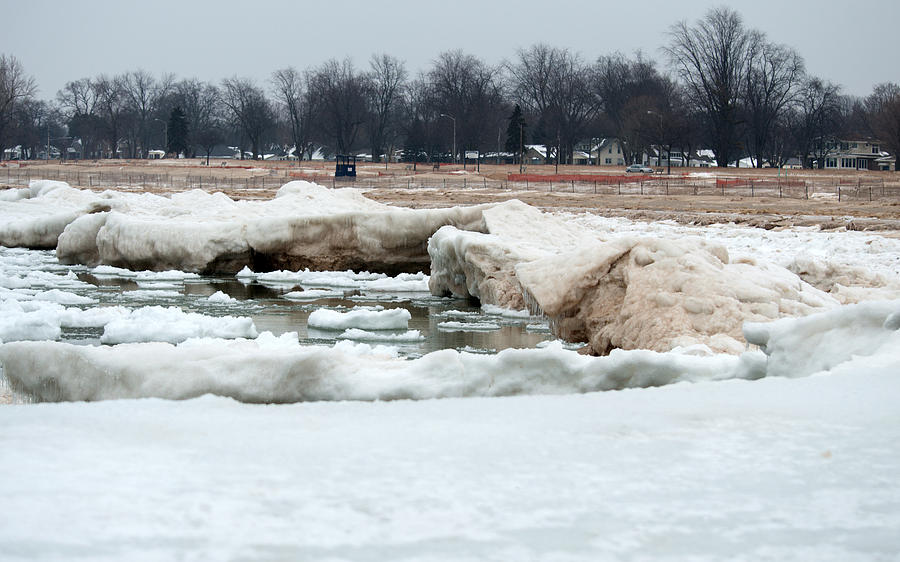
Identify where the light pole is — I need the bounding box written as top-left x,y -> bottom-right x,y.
154,118 -> 168,157
440,113 -> 456,165
647,110 -> 669,175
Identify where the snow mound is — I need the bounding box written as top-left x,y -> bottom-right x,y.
307,307 -> 412,331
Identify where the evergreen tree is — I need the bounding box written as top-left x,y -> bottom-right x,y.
505,104 -> 526,162
167,106 -> 189,157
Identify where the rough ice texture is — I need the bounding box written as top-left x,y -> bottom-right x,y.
517,237 -> 838,354
43,181 -> 490,274
786,256 -> 900,303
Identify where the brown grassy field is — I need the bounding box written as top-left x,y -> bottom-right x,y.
3,158 -> 899,231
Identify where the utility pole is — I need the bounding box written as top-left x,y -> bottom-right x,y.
440,113 -> 456,166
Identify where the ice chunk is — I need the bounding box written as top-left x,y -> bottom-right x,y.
307,307 -> 411,331
100,306 -> 258,344
337,329 -> 425,342
515,237 -> 837,354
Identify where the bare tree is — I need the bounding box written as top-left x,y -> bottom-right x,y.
666,7 -> 755,167
92,75 -> 129,158
122,70 -> 173,158
791,77 -> 843,168
865,82 -> 900,168
428,50 -> 505,165
594,52 -> 671,164
220,77 -> 274,159
400,74 -> 441,166
272,67 -> 317,162
308,59 -> 370,156
0,54 -> 38,161
743,38 -> 805,167
366,54 -> 407,163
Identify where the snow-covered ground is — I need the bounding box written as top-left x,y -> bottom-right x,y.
2,181 -> 900,560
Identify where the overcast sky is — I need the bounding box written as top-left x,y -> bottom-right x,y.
3,0 -> 897,99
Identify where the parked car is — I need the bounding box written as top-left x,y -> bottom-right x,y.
625,164 -> 654,173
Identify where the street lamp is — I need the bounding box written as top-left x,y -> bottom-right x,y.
440,113 -> 456,165
154,118 -> 168,157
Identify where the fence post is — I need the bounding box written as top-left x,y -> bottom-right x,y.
594,181 -> 597,194
805,184 -> 808,199
838,186 -> 841,202
750,181 -> 754,197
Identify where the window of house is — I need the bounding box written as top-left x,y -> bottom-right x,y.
605,158 -> 612,164
851,143 -> 858,148
873,144 -> 880,154
840,142 -> 849,151
841,158 -> 855,168
858,160 -> 868,170
617,146 -> 621,154
826,158 -> 837,168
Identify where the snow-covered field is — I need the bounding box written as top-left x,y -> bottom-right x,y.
1,181 -> 900,560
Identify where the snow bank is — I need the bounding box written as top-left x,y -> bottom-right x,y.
2,301 -> 897,404
307,307 -> 411,331
744,300 -> 900,379
49,181 -> 490,273
100,306 -> 258,344
0,336 -> 762,403
517,237 -> 837,354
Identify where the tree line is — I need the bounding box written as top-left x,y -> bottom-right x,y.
1,7 -> 898,169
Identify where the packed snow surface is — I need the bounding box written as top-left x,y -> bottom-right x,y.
1,351 -> 898,560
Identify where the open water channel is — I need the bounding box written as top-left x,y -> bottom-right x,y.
10,248 -> 559,357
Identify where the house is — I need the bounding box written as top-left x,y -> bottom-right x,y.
593,138 -> 626,166
821,139 -> 888,171
524,145 -> 548,165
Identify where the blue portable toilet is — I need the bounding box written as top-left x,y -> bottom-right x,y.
335,154 -> 357,178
